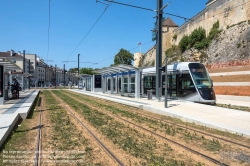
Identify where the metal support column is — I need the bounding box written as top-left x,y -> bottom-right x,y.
135,70 -> 140,99
29,60 -> 30,89
155,0 -> 163,101
55,64 -> 57,89
165,57 -> 168,108
110,76 -> 114,94
64,64 -> 65,88
128,73 -> 131,93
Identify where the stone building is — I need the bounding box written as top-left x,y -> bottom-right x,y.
135,0 -> 250,67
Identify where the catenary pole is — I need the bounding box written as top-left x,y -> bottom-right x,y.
165,57 -> 168,108
55,64 -> 57,89
78,54 -> 80,75
29,59 -> 30,89
64,64 -> 65,88
156,0 -> 163,101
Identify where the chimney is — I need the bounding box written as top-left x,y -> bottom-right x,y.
10,49 -> 14,56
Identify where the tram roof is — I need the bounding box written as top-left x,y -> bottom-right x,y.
95,64 -> 140,75
0,58 -> 22,71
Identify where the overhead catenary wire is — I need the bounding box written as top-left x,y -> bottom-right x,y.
86,40 -> 154,68
47,0 -> 51,63
62,1 -> 112,67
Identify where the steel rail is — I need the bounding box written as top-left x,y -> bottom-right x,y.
50,91 -> 124,166
86,95 -> 250,150
62,91 -> 230,166
34,97 -> 42,166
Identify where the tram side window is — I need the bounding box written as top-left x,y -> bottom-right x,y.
181,74 -> 195,90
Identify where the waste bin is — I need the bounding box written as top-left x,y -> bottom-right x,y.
4,85 -> 9,100
147,90 -> 152,100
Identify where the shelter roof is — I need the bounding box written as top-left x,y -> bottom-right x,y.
0,58 -> 22,71
95,64 -> 139,75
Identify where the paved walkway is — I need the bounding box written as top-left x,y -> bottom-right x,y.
0,90 -> 39,148
70,89 -> 250,138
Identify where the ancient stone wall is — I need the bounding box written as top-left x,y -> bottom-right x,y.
140,45 -> 156,67
174,0 -> 250,45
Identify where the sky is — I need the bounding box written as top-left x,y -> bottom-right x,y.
0,0 -> 208,70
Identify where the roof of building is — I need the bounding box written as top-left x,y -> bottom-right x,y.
0,51 -> 23,58
162,17 -> 178,27
0,58 -> 22,71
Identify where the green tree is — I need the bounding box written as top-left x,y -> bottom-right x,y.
68,68 -> 78,73
189,27 -> 206,47
114,48 -> 134,65
179,35 -> 190,52
79,67 -> 95,74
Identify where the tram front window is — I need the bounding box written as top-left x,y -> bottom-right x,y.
189,63 -> 212,89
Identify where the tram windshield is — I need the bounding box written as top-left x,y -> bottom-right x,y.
188,63 -> 212,88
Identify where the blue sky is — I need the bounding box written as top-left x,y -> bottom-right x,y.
0,0 -> 208,70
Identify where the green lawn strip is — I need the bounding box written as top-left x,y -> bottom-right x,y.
216,103 -> 250,113
52,90 -> 204,165
66,90 -> 250,145
0,93 -> 40,165
63,90 -> 225,153
43,90 -> 93,164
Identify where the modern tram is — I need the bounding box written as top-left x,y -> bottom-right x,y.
142,62 -> 216,104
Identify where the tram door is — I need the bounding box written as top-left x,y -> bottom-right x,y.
166,72 -> 178,98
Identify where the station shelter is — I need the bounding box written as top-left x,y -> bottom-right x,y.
78,64 -> 141,99
0,58 -> 23,104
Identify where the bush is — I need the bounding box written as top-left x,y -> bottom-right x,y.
207,20 -> 221,40
189,27 -> 206,47
179,35 -> 190,52
173,34 -> 177,40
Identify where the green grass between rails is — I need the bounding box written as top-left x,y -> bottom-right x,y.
52,90 -> 205,166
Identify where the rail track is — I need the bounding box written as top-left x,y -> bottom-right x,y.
59,90 -> 231,166
34,97 -> 43,166
67,90 -> 250,150
50,91 -> 124,166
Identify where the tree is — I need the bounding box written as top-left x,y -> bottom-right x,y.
68,68 -> 78,73
179,35 -> 190,52
79,67 -> 95,74
114,48 -> 134,65
189,27 -> 206,47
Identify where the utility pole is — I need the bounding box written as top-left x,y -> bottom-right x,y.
23,50 -> 25,73
156,0 -> 163,101
55,64 -> 57,89
64,64 -> 65,88
78,54 -> 80,75
97,0 -> 185,104
28,59 -> 30,89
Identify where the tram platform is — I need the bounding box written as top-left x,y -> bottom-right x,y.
0,90 -> 39,148
70,89 -> 250,138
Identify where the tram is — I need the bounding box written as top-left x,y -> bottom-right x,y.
142,62 -> 216,104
